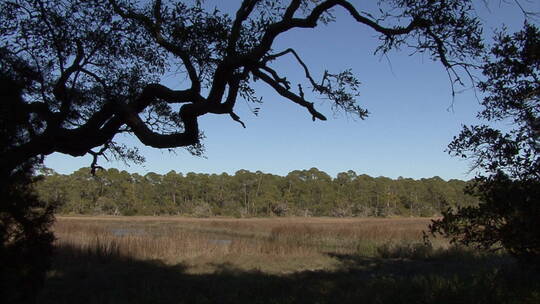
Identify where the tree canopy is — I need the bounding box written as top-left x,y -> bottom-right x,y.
430,23 -> 540,264
35,167 -> 478,217
0,0 -> 483,176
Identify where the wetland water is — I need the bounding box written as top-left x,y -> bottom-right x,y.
109,227 -> 234,245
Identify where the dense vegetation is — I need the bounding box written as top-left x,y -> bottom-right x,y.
36,167 -> 478,217
0,48 -> 56,304
430,23 -> 540,264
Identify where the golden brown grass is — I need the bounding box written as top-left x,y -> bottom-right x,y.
41,216 -> 540,304
53,216 -> 443,273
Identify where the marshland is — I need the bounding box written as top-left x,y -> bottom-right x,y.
38,216 -> 539,304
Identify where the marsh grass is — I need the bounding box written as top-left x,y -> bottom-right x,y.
39,216 -> 540,304
52,216 -> 438,271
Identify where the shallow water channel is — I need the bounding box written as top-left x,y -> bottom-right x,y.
109,227 -> 235,245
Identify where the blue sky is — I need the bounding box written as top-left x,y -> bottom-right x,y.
44,0 -> 538,180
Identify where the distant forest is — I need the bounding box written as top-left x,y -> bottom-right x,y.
35,167 -> 479,217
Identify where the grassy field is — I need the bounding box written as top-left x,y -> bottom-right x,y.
38,216 -> 540,304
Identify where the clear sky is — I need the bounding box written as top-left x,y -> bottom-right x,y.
44,0 -> 539,180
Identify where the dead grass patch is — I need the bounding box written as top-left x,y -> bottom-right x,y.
53,216 -> 443,273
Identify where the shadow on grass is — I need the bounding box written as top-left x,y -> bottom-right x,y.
328,244 -> 516,278
38,244 -> 540,304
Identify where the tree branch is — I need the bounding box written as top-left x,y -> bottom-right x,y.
116,102 -> 200,148
108,0 -> 200,92
283,0 -> 302,20
248,0 -> 429,59
52,40 -> 85,119
263,48 -> 320,91
227,0 -> 260,56
89,144 -> 109,175
252,68 -> 326,121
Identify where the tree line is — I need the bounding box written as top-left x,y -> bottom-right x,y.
36,167 -> 478,217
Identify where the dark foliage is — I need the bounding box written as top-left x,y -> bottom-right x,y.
431,23 -> 540,265
1,70 -> 56,303
431,173 -> 540,264
0,168 -> 56,304
0,0 -> 482,174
